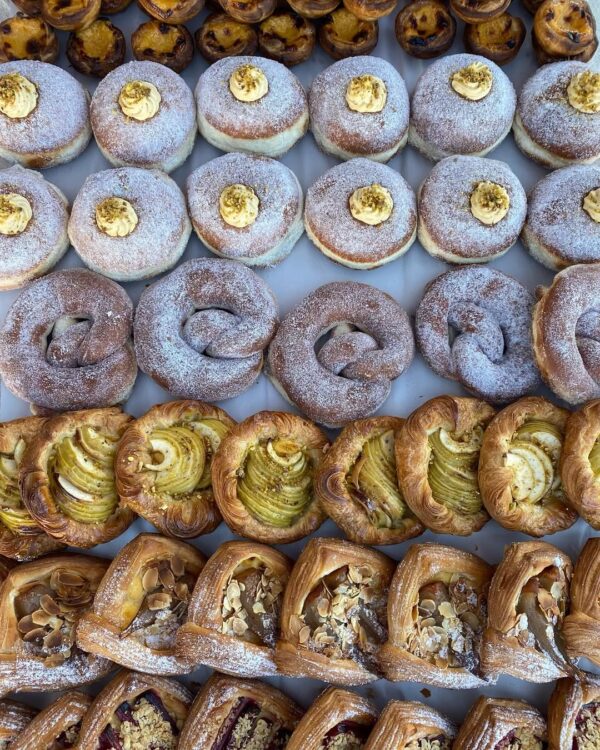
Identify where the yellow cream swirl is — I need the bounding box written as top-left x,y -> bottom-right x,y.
95,197 -> 138,238
567,70 -> 600,114
118,80 -> 161,121
451,62 -> 493,101
349,184 -> 393,226
0,193 -> 32,235
219,184 -> 260,228
470,181 -> 510,226
229,64 -> 269,103
0,72 -> 38,119
346,74 -> 387,113
584,188 -> 600,222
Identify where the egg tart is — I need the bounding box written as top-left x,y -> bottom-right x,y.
315,416 -> 424,546
286,687 -> 377,750
77,533 -> 205,676
0,553 -> 113,694
138,0 -> 204,23
132,20 -> 193,72
258,11 -> 316,66
178,673 -> 303,749
365,701 -> 456,750
319,7 -> 378,58
464,13 -> 526,64
533,0 -> 597,62
219,0 -> 277,23
396,396 -> 495,537
66,18 -> 124,77
11,0 -> 41,16
395,0 -> 456,58
450,0 -> 509,23
20,407 -> 135,549
195,12 -> 257,61
176,540 -> 292,678
275,537 -> 394,685
481,540 -> 573,683
0,700 -> 37,746
379,543 -> 493,689
101,0 -> 132,12
453,697 -> 547,750
562,538 -> 600,667
76,669 -> 193,748
288,0 -> 338,17
41,0 -> 101,31
549,677 -> 600,750
343,0 -> 396,21
478,396 -> 577,537
212,411 -> 328,544
0,417 -> 64,561
0,15 -> 58,63
561,400 -> 600,529
10,690 -> 91,750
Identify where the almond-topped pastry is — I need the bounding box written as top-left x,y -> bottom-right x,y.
132,20 -> 194,73
195,12 -> 257,62
20,407 -> 135,549
380,544 -> 494,689
77,534 -> 205,675
0,700 -> 37,747
319,7 -> 378,59
0,554 -> 112,694
0,15 -> 58,63
138,0 -> 204,23
562,538 -> 600,666
549,678 -> 600,750
395,0 -> 456,58
212,411 -> 328,544
178,673 -> 303,749
562,400 -> 600,528
533,0 -> 597,63
482,541 -> 573,683
41,0 -> 100,31
9,690 -> 91,750
66,18 -> 125,78
258,11 -> 316,66
365,701 -> 456,750
275,537 -> 395,686
464,13 -> 526,65
454,697 -> 548,750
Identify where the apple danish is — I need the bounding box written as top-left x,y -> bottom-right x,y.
316,416 -> 424,545
479,396 -> 577,536
379,543 -> 493,689
77,533 -> 205,676
0,700 -> 37,746
20,408 -> 135,549
482,540 -> 573,683
76,669 -> 193,748
549,677 -> 600,750
178,673 -> 303,749
275,537 -> 394,685
364,701 -> 456,750
212,411 -> 328,544
396,396 -> 495,536
0,554 -> 112,695
116,400 -> 235,539
562,537 -> 600,667
561,400 -> 600,528
176,540 -> 292,677
453,697 -> 547,750
10,690 -> 91,750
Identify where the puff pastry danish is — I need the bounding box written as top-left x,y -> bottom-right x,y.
0,417 -> 64,561
562,537 -> 600,667
478,396 -> 576,537
481,540 -> 572,683
76,669 -> 193,749
453,697 -> 547,750
176,540 -> 292,678
379,543 -> 493,689
397,396 -> 495,536
275,537 -> 394,685
0,699 -> 37,746
116,400 -> 235,539
77,533 -> 205,676
178,672 -> 303,749
548,677 -> 600,750
20,408 -> 135,549
0,554 -> 112,695
561,399 -> 600,529
316,416 -> 424,546
364,700 -> 456,750
212,411 -> 328,544
10,690 -> 91,750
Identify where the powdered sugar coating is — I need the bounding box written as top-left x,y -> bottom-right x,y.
304,157 -> 416,266
410,54 -> 516,158
0,165 -> 68,290
416,266 -> 541,403
0,267 -> 137,412
186,153 -> 303,264
69,167 -> 191,281
309,56 -> 409,159
267,281 -> 415,427
517,62 -> 600,163
134,258 -> 279,402
418,155 -> 527,262
91,61 -> 196,169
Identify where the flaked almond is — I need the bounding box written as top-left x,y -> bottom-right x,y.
232,617 -> 247,636
147,593 -> 172,611
43,629 -> 64,650
170,556 -> 185,578
17,615 -> 36,633
40,595 -> 61,616
23,627 -> 46,642
31,609 -> 53,627
159,567 -> 176,590
298,625 -> 311,644
142,567 -> 159,593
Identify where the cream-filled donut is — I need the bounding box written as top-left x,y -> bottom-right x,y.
0,61 -> 91,169
309,56 -> 409,162
0,165 -> 69,290
304,158 -> 416,268
90,61 -> 196,173
186,152 -> 303,267
68,167 -> 191,283
418,155 -> 527,264
195,56 -> 308,157
409,54 -> 516,162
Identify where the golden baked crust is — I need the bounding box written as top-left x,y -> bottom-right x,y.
0,699 -> 37,744
397,395 -> 495,536
364,700 -> 456,749
0,15 -> 58,63
138,0 -> 204,23
195,12 -> 257,62
379,543 -> 493,689
287,0 -> 338,17
132,20 -> 193,72
219,0 -> 276,23
20,407 -> 135,549
116,400 -> 234,539
548,677 -> 600,750
318,7 -> 378,58
450,0 -> 509,23
212,411 -> 328,544
76,533 -> 205,676
395,0 -> 456,58
478,396 -> 576,536
533,0 -> 597,62
561,400 -> 600,528
41,0 -> 100,31
481,541 -> 572,683
453,697 -> 547,750
10,690 -> 90,750
316,416 -> 424,545
66,18 -> 125,78
563,537 -> 600,667
342,0 -> 396,21
178,673 -> 302,749
176,540 -> 292,678
275,537 -> 394,685
258,11 -> 316,66
464,13 -> 526,64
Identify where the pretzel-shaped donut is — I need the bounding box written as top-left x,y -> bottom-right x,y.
416,266 -> 541,403
267,281 -> 414,427
0,268 -> 136,413
134,258 -> 279,402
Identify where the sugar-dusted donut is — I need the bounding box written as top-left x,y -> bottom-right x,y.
134,258 -> 279,402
